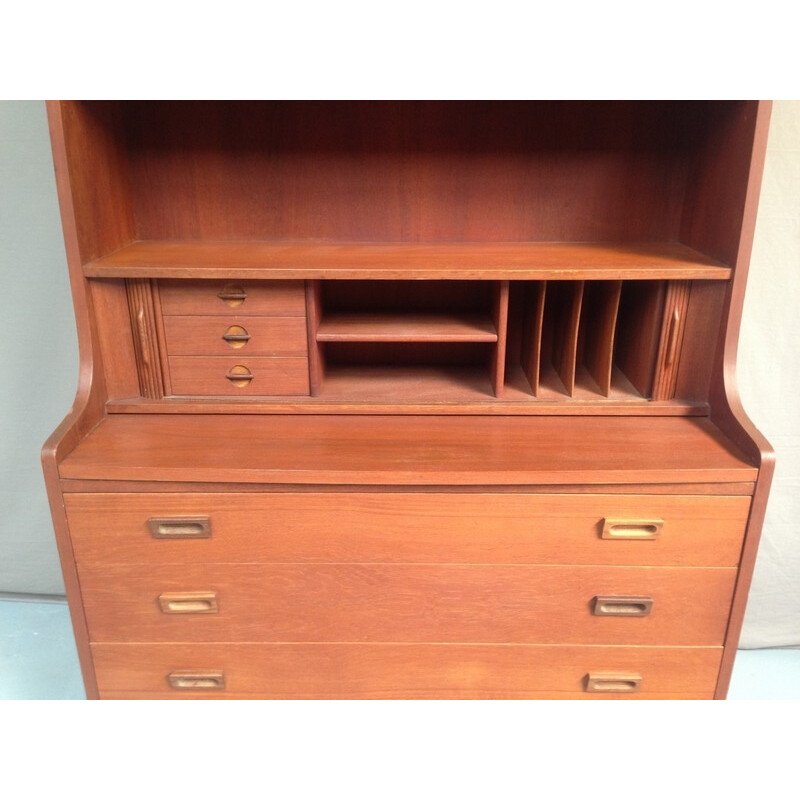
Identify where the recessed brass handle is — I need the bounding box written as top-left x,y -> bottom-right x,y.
158,592 -> 219,614
222,325 -> 251,348
148,517 -> 211,539
601,518 -> 663,540
218,284 -> 247,307
168,671 -> 225,690
226,365 -> 253,387
592,595 -> 653,616
585,673 -> 642,693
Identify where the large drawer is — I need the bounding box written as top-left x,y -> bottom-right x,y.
158,280 -> 306,316
64,492 -> 751,567
79,563 -> 736,646
90,642 -> 723,699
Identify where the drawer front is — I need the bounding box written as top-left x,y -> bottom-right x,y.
168,356 -> 309,396
79,563 -> 737,646
162,316 -> 308,357
91,642 -> 722,699
64,492 -> 751,567
158,280 -> 306,316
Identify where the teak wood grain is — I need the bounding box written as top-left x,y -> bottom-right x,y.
90,643 -> 723,700
84,241 -> 732,280
79,562 -> 736,646
63,492 -> 750,568
57,414 -> 757,485
163,316 -> 308,356
167,357 -> 310,396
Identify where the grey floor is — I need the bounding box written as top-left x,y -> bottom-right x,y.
1,598 -> 798,700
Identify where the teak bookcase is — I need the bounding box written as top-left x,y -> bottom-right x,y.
43,101 -> 774,699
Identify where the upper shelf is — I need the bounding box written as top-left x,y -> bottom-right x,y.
83,241 -> 732,280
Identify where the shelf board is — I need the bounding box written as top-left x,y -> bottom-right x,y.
317,314 -> 498,342
59,414 -> 757,485
84,241 -> 732,280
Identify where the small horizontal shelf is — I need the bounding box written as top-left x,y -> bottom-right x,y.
317,314 -> 498,342
86,241 -> 732,280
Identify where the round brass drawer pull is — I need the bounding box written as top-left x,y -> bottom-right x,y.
218,284 -> 247,307
226,365 -> 253,387
222,325 -> 251,348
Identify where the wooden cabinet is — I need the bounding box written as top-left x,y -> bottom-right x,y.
43,101 -> 774,699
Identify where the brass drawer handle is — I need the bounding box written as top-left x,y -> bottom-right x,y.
226,365 -> 253,387
601,518 -> 663,540
592,595 -> 653,616
148,516 -> 211,539
158,592 -> 219,614
222,325 -> 251,348
218,284 -> 247,307
585,673 -> 642,693
168,671 -> 225,690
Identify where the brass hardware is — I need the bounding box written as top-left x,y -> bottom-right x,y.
226,365 -> 254,387
168,671 -> 225,690
148,517 -> 211,539
158,592 -> 219,614
222,325 -> 251,348
665,308 -> 681,366
592,595 -> 653,616
218,284 -> 247,307
601,518 -> 663,540
584,673 -> 642,693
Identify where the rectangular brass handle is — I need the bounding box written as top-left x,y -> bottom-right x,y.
593,595 -> 653,616
168,671 -> 225,690
601,518 -> 663,540
585,673 -> 642,693
148,516 -> 211,539
158,592 -> 219,614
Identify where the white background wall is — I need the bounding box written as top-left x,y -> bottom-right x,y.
0,100 -> 797,646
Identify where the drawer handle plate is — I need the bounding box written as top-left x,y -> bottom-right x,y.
158,591 -> 219,614
585,673 -> 642,693
226,365 -> 254,387
148,517 -> 211,539
592,595 -> 653,616
168,671 -> 225,690
222,325 -> 251,348
218,284 -> 247,306
601,518 -> 663,540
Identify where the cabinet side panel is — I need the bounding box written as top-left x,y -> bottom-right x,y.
58,101 -> 135,263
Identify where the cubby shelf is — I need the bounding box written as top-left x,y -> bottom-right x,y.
316,314 -> 498,343
84,241 -> 732,281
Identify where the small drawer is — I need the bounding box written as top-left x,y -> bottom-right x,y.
167,356 -> 309,396
162,316 -> 308,356
158,280 -> 306,316
79,562 -> 737,646
91,642 -> 723,699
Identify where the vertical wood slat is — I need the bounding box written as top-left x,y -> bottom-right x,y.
491,281 -> 510,397
522,282 -> 546,396
652,281 -> 692,400
125,279 -> 164,399
306,280 -> 325,395
550,281 -> 585,396
582,281 -> 623,396
614,281 -> 666,398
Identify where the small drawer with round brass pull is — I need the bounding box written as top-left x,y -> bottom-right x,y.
162,316 -> 308,356
158,280 -> 307,316
167,671 -> 225,691
167,356 -> 309,396
592,595 -> 653,617
158,592 -> 219,614
584,672 -> 642,693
